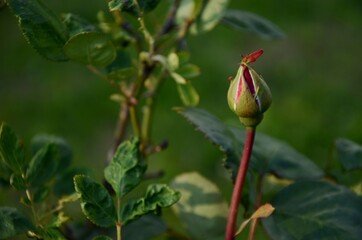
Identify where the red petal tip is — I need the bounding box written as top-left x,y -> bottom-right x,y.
242,49 -> 264,64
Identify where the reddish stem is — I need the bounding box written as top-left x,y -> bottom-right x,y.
225,128 -> 256,240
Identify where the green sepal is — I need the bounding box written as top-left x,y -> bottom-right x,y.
104,138 -> 147,198
120,184 -> 180,224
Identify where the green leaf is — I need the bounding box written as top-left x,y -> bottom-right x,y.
64,32 -> 116,67
177,108 -> 323,180
62,13 -> 97,37
177,82 -> 200,107
176,0 -> 203,24
74,175 -> 117,227
0,207 -> 34,238
222,10 -> 285,39
121,184 -> 180,224
39,227 -> 66,240
26,144 -> 60,186
31,134 -> 73,172
170,172 -> 228,240
191,0 -> 229,34
0,155 -> 12,183
10,173 -> 26,190
262,180 -> 362,240
0,123 -> 25,174
177,64 -> 201,78
335,138 -> 362,171
6,0 -> 69,61
109,0 -> 161,14
104,138 -> 147,198
123,215 -> 167,240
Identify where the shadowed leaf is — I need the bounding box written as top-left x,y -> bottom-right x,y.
171,172 -> 228,240
64,32 -> 116,67
262,180 -> 362,240
0,207 -> 34,238
177,108 -> 323,180
335,138 -> 362,171
222,10 -> 285,39
26,144 -> 60,186
7,0 -> 69,61
0,123 -> 25,174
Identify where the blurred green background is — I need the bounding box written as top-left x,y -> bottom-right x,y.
1,0 -> 362,215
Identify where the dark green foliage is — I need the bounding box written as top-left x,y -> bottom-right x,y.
122,215 -> 167,240
335,138 -> 362,171
263,180 -> 362,240
31,134 -> 73,172
0,123 -> 25,175
26,144 -> 60,187
177,107 -> 323,180
108,0 -> 161,14
0,207 -> 34,239
62,13 -> 97,37
74,175 -> 117,227
6,0 -> 69,61
64,32 -> 116,67
104,138 -> 147,198
222,10 -> 285,39
120,184 -> 180,224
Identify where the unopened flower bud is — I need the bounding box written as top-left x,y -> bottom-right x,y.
227,50 -> 272,127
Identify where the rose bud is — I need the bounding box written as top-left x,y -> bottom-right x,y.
227,49 -> 272,127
